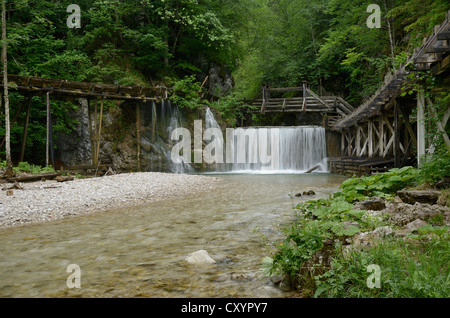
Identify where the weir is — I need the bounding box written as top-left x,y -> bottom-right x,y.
199,107 -> 329,174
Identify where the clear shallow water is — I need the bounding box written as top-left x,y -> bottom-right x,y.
0,173 -> 346,298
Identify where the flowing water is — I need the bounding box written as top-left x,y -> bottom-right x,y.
0,173 -> 346,298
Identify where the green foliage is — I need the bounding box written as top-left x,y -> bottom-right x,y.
263,166 -> 449,295
337,166 -> 419,202
417,151 -> 450,186
314,237 -> 450,298
1,161 -> 55,174
169,75 -> 208,110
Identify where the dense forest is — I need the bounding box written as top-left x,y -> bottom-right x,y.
1,0 -> 450,165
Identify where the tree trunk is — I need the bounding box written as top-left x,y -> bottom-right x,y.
2,0 -> 12,178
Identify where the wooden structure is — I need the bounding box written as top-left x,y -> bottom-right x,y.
1,74 -> 168,171
249,82 -> 355,126
330,11 -> 450,175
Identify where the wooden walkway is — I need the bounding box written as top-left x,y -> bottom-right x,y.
248,83 -> 355,127
329,11 -> 450,175
0,74 -> 168,101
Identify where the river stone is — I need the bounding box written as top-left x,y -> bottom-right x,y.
397,190 -> 441,205
185,250 -> 216,265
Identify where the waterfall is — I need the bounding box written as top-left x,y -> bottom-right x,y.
204,107 -> 225,172
225,126 -> 328,173
165,102 -> 194,174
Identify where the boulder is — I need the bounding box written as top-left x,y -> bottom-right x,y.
397,190 -> 441,205
395,219 -> 428,236
387,202 -> 449,226
354,197 -> 386,211
185,250 -> 216,265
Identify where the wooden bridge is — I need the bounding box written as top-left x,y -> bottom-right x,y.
0,74 -> 168,171
328,10 -> 450,175
248,83 -> 355,126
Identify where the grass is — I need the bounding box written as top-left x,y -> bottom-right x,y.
314,235 -> 449,298
263,163 -> 450,298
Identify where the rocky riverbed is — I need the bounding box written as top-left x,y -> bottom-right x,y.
0,172 -> 221,231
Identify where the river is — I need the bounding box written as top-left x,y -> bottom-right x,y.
0,173 -> 346,298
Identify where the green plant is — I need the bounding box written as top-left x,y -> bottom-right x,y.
314,236 -> 449,298
11,162 -> 55,174
336,166 -> 419,202
416,150 -> 450,186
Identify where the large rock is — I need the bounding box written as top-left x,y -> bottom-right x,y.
185,250 -> 216,265
397,190 -> 441,205
395,219 -> 428,236
354,197 -> 386,211
55,98 -> 92,166
386,202 -> 449,226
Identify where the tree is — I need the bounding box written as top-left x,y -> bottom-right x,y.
2,0 -> 12,178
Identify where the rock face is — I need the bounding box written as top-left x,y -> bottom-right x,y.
397,190 -> 441,205
55,98 -> 92,167
185,250 -> 216,265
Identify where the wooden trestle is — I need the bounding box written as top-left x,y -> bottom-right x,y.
329,10 -> 450,176
0,74 -> 168,171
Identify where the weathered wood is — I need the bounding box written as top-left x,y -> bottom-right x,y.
305,164 -> 320,173
46,92 -> 50,167
95,97 -> 104,168
0,74 -> 164,102
368,120 -> 373,158
19,96 -> 32,162
7,172 -> 61,183
136,103 -> 141,171
394,101 -> 400,167
417,91 -> 426,166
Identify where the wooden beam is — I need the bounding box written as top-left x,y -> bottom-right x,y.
417,91 -> 426,166
19,96 -> 32,162
136,103 -> 141,171
46,92 -> 50,167
394,101 -> 400,167
368,120 -> 373,158
95,97 -> 104,169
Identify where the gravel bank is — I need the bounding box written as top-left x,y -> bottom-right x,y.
0,172 -> 221,231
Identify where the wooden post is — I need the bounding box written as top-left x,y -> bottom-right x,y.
92,98 -> 99,167
19,95 -> 32,163
46,91 -> 50,167
368,120 -> 373,158
95,97 -> 104,168
87,98 -> 95,167
356,126 -> 361,156
136,103 -> 141,171
151,101 -> 157,143
379,115 -> 384,157
417,91 -> 426,166
394,101 -> 400,167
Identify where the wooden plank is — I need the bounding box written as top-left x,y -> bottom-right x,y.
368,120 -> 373,158
19,96 -> 32,162
136,103 -> 141,171
46,92 -> 50,167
